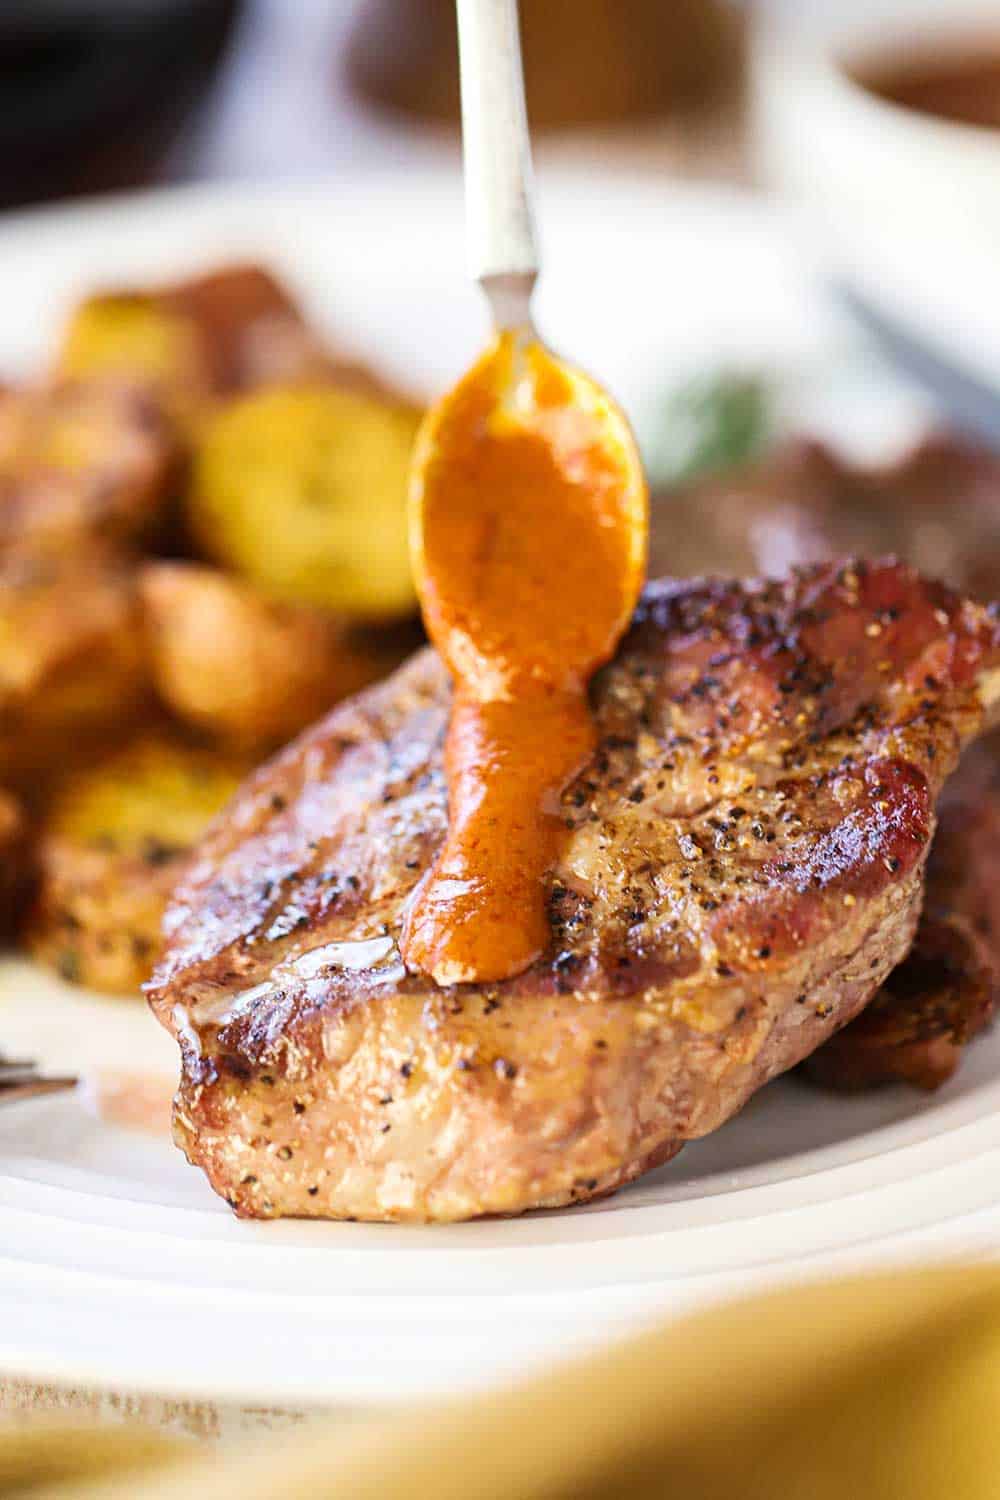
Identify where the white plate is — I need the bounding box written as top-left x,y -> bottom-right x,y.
0,170 -> 991,1406
754,0 -> 1000,393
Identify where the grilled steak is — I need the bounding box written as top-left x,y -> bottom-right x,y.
654,433 -> 1000,1091
650,435 -> 1000,593
148,561 -> 1000,1221
806,730 -> 1000,1091
802,914 -> 994,1092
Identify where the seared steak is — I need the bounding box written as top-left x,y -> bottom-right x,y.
651,435 -> 1000,595
802,914 -> 994,1092
806,730 -> 1000,1091
148,561 -> 1000,1221
655,433 -> 1000,1091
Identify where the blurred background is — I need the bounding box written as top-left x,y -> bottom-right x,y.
0,0 -> 750,208
10,0 -> 995,416
10,0 -> 995,399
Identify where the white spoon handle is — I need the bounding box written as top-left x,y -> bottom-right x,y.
456,0 -> 540,329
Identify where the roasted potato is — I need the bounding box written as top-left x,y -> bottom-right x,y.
56,263 -> 338,434
141,561 -> 382,749
0,548 -> 149,786
0,378 -> 176,553
25,736 -> 250,995
189,383 -> 422,619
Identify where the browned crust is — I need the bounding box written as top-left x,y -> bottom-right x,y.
156,264 -> 338,398
148,561 -> 1000,1221
0,378 -> 177,554
140,561 -> 381,750
0,548 -> 150,790
803,913 -> 994,1093
805,728 -> 1000,1092
655,434 -> 1000,1094
169,871 -> 921,1220
62,263 -> 394,416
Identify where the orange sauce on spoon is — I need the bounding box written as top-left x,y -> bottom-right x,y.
401,331 -> 647,985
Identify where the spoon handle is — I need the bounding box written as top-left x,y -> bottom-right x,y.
456,0 -> 539,329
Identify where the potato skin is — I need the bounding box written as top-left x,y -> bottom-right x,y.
141,561 -> 381,750
57,290 -> 206,436
25,736 -> 249,995
189,383 -> 422,619
0,378 -> 176,553
0,547 -> 149,787
56,264 -> 341,435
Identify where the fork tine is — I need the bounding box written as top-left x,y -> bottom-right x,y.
0,1052 -> 79,1104
0,1076 -> 77,1105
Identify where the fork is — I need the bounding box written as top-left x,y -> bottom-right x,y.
0,1054 -> 76,1105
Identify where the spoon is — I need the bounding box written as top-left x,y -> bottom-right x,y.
400,0 -> 648,987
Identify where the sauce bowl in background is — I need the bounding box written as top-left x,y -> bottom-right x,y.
753,0 -> 1000,396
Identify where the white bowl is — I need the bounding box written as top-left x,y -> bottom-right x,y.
753,0 -> 1000,389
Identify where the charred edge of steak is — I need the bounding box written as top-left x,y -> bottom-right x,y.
802,913 -> 996,1093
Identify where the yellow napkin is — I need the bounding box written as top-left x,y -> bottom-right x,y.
14,1262 -> 1000,1499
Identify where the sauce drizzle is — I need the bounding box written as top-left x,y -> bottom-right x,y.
402,332 -> 647,985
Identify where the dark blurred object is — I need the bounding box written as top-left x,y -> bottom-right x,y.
346,0 -> 743,130
0,0 -> 241,209
649,432 -> 1000,597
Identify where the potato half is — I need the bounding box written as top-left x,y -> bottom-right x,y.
141,561 -> 381,749
0,378 -> 176,553
56,263 -> 334,434
0,548 -> 149,787
189,383 -> 421,619
25,736 -> 250,995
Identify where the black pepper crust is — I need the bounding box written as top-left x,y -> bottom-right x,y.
663,436 -> 1000,1097
146,560 -> 1000,1221
804,727 -> 1000,1093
